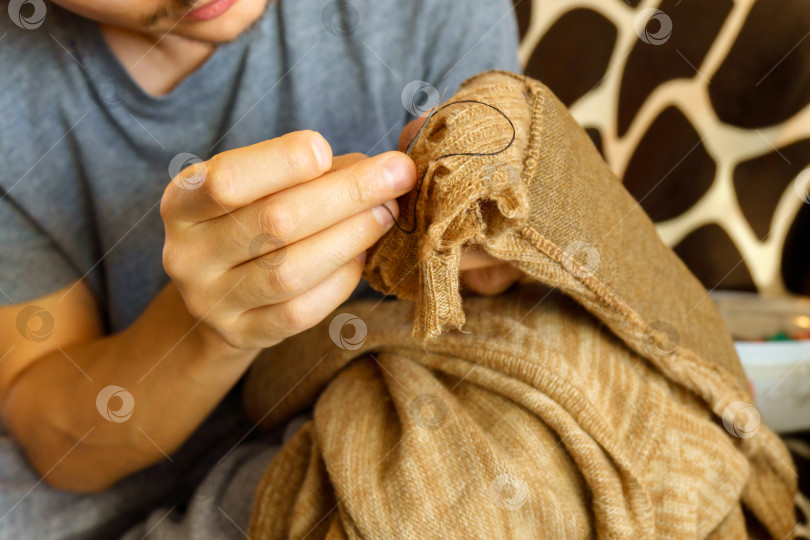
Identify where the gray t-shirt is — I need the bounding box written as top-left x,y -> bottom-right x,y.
0,1 -> 519,538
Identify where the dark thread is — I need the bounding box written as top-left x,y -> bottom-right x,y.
382,99 -> 517,234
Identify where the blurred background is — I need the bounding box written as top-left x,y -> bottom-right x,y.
512,0 -> 809,297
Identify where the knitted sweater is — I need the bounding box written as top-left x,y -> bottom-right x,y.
242,71 -> 796,539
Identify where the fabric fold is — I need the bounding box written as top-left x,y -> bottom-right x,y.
243,71 -> 796,539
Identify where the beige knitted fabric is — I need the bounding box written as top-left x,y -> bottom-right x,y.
242,71 -> 797,538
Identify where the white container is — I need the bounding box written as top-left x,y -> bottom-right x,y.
710,292 -> 810,433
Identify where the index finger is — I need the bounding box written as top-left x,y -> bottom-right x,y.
162,130 -> 333,223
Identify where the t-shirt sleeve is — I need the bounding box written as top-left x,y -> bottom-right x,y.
420,0 -> 522,96
0,195 -> 80,305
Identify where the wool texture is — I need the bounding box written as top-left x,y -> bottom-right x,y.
242,71 -> 797,539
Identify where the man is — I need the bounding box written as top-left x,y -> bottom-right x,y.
0,0 -> 520,537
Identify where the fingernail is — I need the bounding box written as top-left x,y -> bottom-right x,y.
177,162 -> 207,190
312,134 -> 331,171
383,155 -> 416,191
371,200 -> 397,227
355,251 -> 367,265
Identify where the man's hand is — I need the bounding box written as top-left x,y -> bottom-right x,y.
399,117 -> 523,295
0,132 -> 420,493
458,249 -> 524,296
161,131 -> 417,351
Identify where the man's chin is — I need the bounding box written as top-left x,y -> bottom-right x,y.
157,0 -> 268,44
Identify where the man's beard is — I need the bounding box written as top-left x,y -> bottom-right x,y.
140,0 -> 197,29
140,0 -> 270,44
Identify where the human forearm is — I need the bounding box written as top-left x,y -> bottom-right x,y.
2,131 -> 417,493
2,282 -> 257,492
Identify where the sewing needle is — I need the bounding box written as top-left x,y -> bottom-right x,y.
404,88 -> 447,157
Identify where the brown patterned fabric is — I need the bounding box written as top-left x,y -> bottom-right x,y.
242,72 -> 796,538
516,0 -> 810,296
